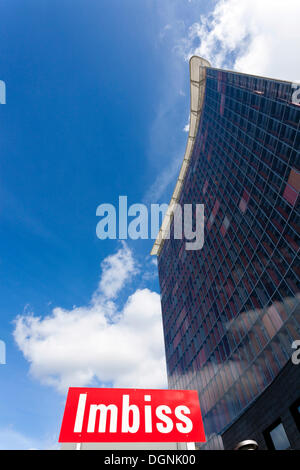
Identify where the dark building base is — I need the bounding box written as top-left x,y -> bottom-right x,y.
222,361 -> 300,450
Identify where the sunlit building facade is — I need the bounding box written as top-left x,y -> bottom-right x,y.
152,57 -> 300,449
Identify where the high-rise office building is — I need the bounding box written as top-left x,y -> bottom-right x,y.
152,57 -> 300,449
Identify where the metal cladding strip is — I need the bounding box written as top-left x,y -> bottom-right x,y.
150,56 -> 211,256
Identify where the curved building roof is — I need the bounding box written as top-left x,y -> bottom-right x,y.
151,56 -> 211,256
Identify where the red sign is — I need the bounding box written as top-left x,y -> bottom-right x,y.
59,387 -> 205,443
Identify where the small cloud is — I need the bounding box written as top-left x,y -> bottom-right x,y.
140,256 -> 158,282
159,23 -> 172,40
0,426 -> 58,450
94,241 -> 137,300
143,154 -> 182,204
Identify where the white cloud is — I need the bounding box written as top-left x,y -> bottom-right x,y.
159,23 -> 172,40
0,427 -> 58,450
13,244 -> 167,394
143,154 -> 182,204
93,241 -> 137,300
151,257 -> 158,267
183,122 -> 189,132
180,0 -> 300,81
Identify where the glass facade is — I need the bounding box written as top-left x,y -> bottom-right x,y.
157,67 -> 300,449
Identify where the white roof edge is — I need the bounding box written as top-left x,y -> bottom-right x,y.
151,56 -> 211,256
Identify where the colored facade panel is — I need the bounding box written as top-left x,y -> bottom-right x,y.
157,67 -> 300,449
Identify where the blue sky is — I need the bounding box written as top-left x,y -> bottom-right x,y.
0,0 -> 202,449
1,0 -> 299,450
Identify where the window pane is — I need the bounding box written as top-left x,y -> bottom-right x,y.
269,423 -> 291,450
